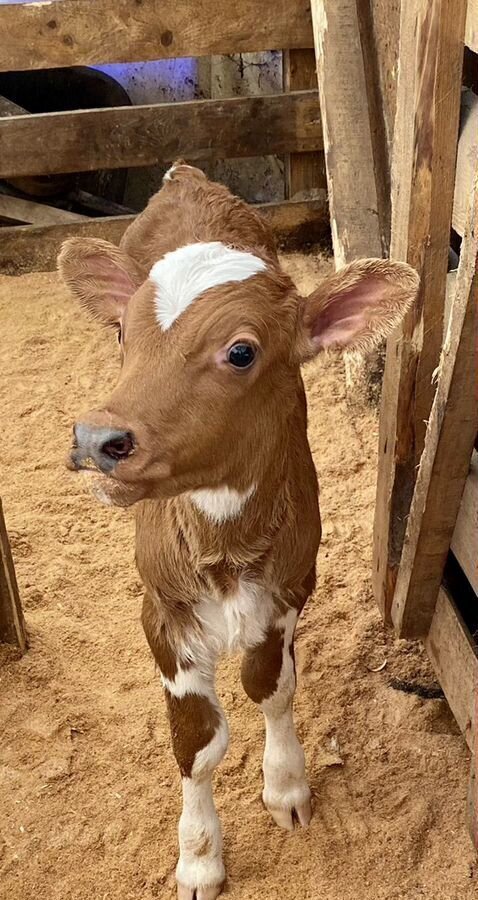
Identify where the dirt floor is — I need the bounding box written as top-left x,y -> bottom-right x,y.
1,253 -> 476,900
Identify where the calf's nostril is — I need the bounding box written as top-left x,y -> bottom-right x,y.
100,432 -> 135,461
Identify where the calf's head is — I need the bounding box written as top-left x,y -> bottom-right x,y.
59,237 -> 418,507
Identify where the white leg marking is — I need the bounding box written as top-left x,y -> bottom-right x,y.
261,610 -> 311,830
176,777 -> 225,897
167,659 -> 228,898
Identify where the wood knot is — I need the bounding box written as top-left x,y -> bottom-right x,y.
161,30 -> 173,47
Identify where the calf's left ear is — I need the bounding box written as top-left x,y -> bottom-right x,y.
299,258 -> 419,357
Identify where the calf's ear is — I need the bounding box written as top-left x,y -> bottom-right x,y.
57,237 -> 144,326
298,258 -> 419,357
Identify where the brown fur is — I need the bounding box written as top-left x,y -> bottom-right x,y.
165,690 -> 221,778
241,626 -> 284,704
58,161 -> 419,787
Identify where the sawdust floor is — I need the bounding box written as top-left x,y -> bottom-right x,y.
0,253 -> 476,900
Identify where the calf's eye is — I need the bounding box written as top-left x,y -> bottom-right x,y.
227,342 -> 257,370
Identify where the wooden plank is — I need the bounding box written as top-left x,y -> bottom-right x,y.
372,0 -> 467,621
68,190 -> 136,217
466,0 -> 478,52
453,90 -> 478,239
0,91 -> 323,180
0,197 -> 328,275
391,182 -> 478,638
0,195 -> 86,226
0,0 -> 314,72
283,51 -> 326,199
425,586 -> 478,749
0,94 -> 27,117
0,500 -> 27,653
311,0 -> 383,264
451,451 -> 478,595
311,0 -> 388,407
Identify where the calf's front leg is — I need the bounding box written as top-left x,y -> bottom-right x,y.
142,600 -> 228,899
241,606 -> 311,830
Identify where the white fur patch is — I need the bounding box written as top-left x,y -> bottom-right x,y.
177,777 -> 226,891
149,242 -> 266,330
163,161 -> 195,182
189,484 -> 255,524
194,580 -> 274,656
261,609 -> 310,814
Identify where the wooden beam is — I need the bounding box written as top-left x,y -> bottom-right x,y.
0,0 -> 314,72
283,51 -> 326,199
0,195 -> 86,226
466,0 -> 478,52
425,587 -> 478,749
311,0 -> 388,407
68,190 -> 136,217
311,0 -> 383,263
453,90 -> 478,239
391,183 -> 478,638
0,197 -> 328,275
0,500 -> 27,653
372,0 -> 467,621
451,451 -> 478,596
0,91 -> 323,180
0,94 -> 27,117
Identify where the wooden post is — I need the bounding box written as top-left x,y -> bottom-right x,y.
372,0 -> 467,621
391,178 -> 478,638
283,49 -> 326,199
310,0 -> 388,407
0,500 -> 27,653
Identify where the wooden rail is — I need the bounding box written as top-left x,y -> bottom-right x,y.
425,587 -> 478,750
466,0 -> 478,52
0,0 -> 314,72
0,198 -> 328,275
0,91 -> 322,179
451,451 -> 478,596
0,500 -> 27,653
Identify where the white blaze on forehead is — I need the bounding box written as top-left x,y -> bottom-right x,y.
149,241 -> 266,330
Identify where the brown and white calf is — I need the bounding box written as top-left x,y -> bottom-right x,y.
59,162 -> 418,899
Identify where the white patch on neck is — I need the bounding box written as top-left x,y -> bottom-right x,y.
189,484 -> 255,524
149,242 -> 266,330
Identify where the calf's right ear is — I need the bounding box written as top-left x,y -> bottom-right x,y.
57,237 -> 144,326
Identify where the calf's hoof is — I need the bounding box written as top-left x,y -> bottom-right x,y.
264,790 -> 312,831
177,883 -> 223,899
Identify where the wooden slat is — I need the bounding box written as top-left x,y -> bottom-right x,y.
466,0 -> 478,52
0,91 -> 323,180
311,0 -> 388,407
453,89 -> 478,239
0,195 -> 86,226
0,0 -> 314,72
0,94 -> 26,117
311,0 -> 383,264
425,586 -> 478,749
391,181 -> 478,638
0,197 -> 328,276
283,51 -> 326,199
451,451 -> 478,595
0,500 -> 27,653
372,0 -> 467,621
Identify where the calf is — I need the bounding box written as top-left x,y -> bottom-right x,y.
59,162 -> 418,899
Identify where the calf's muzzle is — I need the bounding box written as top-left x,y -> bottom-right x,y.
71,421 -> 135,474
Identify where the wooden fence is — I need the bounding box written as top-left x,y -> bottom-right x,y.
0,0 -> 328,277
